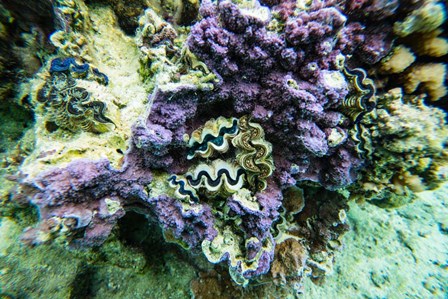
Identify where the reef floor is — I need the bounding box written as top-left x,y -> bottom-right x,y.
1,184 -> 446,298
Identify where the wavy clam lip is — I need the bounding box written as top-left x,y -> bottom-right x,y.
168,175 -> 200,203
50,57 -> 90,74
66,97 -> 85,116
186,160 -> 246,192
187,117 -> 239,160
169,115 -> 274,204
87,101 -> 115,125
36,58 -> 115,132
340,66 -> 377,124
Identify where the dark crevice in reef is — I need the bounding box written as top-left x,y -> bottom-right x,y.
117,211 -> 189,268
85,0 -> 148,35
70,262 -> 97,299
85,0 -> 200,36
0,99 -> 35,154
1,0 -> 55,38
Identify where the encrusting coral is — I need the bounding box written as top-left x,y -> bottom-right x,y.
136,7 -> 217,92
126,0 -> 382,287
50,0 -> 92,59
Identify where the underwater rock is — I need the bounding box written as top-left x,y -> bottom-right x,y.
18,5 -> 149,180
270,238 -> 308,286
89,0 -> 148,35
1,0 -> 55,37
50,0 -> 92,59
136,7 -> 216,92
147,193 -> 217,249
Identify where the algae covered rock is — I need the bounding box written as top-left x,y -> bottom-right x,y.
350,88 -> 448,207
136,7 -> 216,92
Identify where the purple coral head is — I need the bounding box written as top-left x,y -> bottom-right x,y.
317,69 -> 349,105
148,195 -> 217,248
285,8 -> 346,46
133,123 -> 173,154
198,0 -> 217,18
218,0 -> 267,33
243,234 -> 275,279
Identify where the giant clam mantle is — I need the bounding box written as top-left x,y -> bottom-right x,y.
339,66 -> 377,159
168,115 -> 276,285
169,115 -> 275,203
36,57 -> 114,133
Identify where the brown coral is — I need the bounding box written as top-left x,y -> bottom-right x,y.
403,63 -> 447,101
380,46 -> 415,74
270,238 -> 308,286
409,30 -> 448,57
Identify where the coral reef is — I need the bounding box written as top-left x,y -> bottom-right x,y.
377,0 -> 447,102
393,2 -> 446,38
1,0 -> 447,298
403,63 -> 446,102
151,115 -> 278,285
136,7 -> 217,92
19,153 -> 152,247
349,88 -> 448,207
379,45 -> 416,74
50,0 -> 92,59
16,4 -> 148,180
185,0 -> 370,190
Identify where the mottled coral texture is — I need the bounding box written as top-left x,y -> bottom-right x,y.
20,145 -> 152,247
350,88 -> 448,207
19,0 -> 373,284
185,0 -> 366,190
132,0 -> 368,284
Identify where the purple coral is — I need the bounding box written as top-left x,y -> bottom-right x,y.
16,0 -> 404,288
285,7 -> 347,47
227,182 -> 282,241
147,194 -> 217,248
186,0 -> 362,189
20,156 -> 152,247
